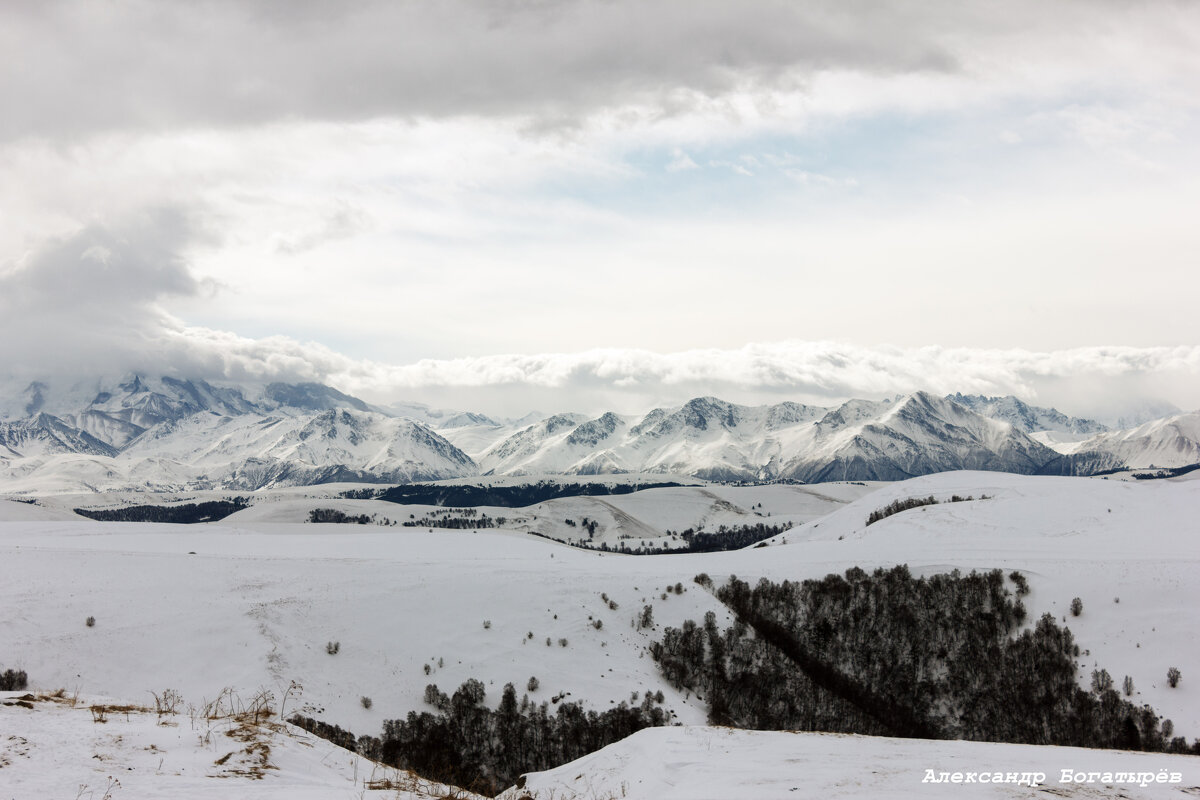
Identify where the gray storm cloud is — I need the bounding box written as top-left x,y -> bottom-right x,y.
0,0 -> 952,139
0,208 -> 211,379
1,2 -> 1196,422
0,0 -> 1161,140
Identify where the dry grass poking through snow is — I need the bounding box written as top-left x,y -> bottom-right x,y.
1,685 -> 487,799
187,686 -> 285,779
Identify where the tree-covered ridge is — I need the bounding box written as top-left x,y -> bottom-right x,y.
654,568 -> 1194,753
73,498 -> 249,523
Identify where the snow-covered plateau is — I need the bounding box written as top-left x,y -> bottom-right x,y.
1,470 -> 1198,797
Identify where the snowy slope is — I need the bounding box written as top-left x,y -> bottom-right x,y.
439,420 -> 531,461
205,481 -> 876,552
0,414 -> 118,458
0,690 -> 481,799
778,392 -> 1058,481
500,726 -> 1198,800
475,398 -> 829,481
218,409 -> 477,488
1060,411 -> 1200,470
2,472 -> 1197,743
1028,429 -> 1097,451
472,394 -> 1070,484
0,409 -> 476,492
476,412 -> 593,474
949,393 -> 1108,435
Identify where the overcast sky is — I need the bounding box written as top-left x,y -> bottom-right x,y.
1,0 -> 1198,418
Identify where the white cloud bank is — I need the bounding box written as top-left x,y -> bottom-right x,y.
90,326 -> 1200,422
1,3 -> 1196,424
2,216 -> 1196,422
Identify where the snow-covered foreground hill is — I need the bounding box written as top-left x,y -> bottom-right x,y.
2,471 -> 1198,796
4,696 -> 1195,800
502,726 -> 1198,800
0,689 -> 482,799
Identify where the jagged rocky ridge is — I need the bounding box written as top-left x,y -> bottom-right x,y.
0,377 -> 1196,492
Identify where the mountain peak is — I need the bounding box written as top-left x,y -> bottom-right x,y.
949,393 -> 1107,435
263,382 -> 370,413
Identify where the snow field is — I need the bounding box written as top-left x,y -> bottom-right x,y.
0,689 -> 483,799
1,471 -> 1197,798
500,726 -> 1199,800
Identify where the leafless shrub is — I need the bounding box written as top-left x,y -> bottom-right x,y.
151,688 -> 183,717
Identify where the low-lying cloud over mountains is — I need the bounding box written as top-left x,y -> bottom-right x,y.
2,220 -> 1195,421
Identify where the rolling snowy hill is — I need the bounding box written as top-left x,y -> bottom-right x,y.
2,471 -> 1198,796
501,726 -> 1197,800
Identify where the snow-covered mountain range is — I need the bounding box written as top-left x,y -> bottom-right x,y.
0,376 -> 1196,493
445,391 -> 1198,483
0,376 -> 474,492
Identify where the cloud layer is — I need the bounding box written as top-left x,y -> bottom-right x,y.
1,2 -> 1196,425
2,213 -> 1197,422
3,1 -> 1196,140
331,342 -> 1200,421
0,1 -> 955,139
128,332 -> 1200,422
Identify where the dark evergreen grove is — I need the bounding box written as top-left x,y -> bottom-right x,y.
0,667 -> 28,690
1129,463 -> 1200,480
294,680 -> 666,796
307,507 -> 373,524
402,508 -> 508,529
549,521 -> 792,555
73,498 -> 249,523
653,567 -> 1195,754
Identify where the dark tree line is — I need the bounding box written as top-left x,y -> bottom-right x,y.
866,494 -> 985,526
544,521 -> 792,556
338,488 -> 380,499
289,714 -> 357,750
403,509 -> 507,529
1131,463 -> 1200,480
653,567 -> 1194,754
377,480 -> 684,508
74,498 -> 249,523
